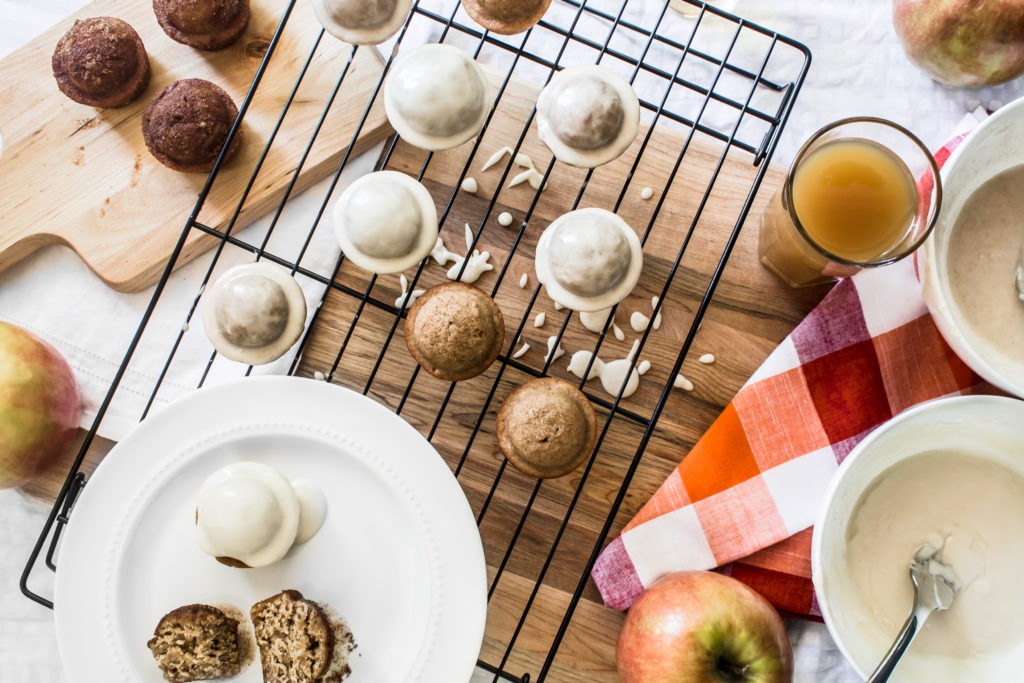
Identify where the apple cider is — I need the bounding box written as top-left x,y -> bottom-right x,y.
792,139 -> 917,261
758,118 -> 940,287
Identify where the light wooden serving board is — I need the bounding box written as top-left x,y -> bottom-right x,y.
295,72 -> 834,680
0,0 -> 390,292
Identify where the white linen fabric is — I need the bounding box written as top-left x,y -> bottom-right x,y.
2,0 -> 1023,680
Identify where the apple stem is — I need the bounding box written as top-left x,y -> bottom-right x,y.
717,661 -> 750,681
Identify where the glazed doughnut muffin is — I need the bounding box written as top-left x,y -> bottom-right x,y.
462,0 -> 552,35
536,65 -> 640,168
405,282 -> 505,382
497,377 -> 598,479
154,0 -> 250,50
142,78 -> 241,173
51,17 -> 151,108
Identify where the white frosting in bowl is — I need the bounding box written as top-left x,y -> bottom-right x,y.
534,208 -> 643,312
202,262 -> 307,366
312,0 -> 412,45
536,65 -> 640,168
813,396 -> 1024,682
332,170 -> 439,274
384,44 -> 490,151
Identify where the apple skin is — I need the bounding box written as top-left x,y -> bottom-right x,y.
893,0 -> 1024,88
0,322 -> 80,489
617,571 -> 793,683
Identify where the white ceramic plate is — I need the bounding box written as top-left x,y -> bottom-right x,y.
54,376 -> 487,683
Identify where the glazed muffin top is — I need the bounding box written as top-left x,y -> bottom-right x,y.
405,282 -> 505,382
497,377 -> 598,479
461,0 -> 552,35
154,0 -> 250,50
142,78 -> 241,173
51,17 -> 151,108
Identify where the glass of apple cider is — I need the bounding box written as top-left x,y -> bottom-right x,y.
758,117 -> 941,287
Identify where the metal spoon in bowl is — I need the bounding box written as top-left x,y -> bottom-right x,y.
1016,239 -> 1024,303
867,549 -> 960,683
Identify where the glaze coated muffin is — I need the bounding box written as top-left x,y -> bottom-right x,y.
312,0 -> 413,46
142,78 -> 241,173
154,0 -> 250,50
405,283 -> 505,382
51,17 -> 151,108
497,377 -> 598,479
462,0 -> 552,35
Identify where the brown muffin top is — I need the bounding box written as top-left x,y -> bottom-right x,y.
142,78 -> 241,173
154,0 -> 250,50
51,17 -> 150,108
462,0 -> 552,35
497,377 -> 597,479
405,282 -> 505,382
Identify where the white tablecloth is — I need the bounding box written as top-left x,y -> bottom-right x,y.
3,0 -> 1023,680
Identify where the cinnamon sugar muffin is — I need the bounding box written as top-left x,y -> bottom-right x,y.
462,0 -> 552,35
142,78 -> 241,173
405,282 -> 505,382
51,17 -> 151,108
154,0 -> 250,50
497,377 -> 597,478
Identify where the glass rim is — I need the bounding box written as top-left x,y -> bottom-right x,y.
783,116 -> 943,269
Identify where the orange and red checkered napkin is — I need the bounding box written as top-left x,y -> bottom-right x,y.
591,115 -> 990,619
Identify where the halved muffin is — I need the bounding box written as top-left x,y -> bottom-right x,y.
250,590 -> 334,683
147,604 -> 242,682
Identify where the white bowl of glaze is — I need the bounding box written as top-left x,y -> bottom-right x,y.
920,97 -> 1024,398
811,395 -> 1024,682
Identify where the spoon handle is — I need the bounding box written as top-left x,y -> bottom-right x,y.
867,604 -> 933,683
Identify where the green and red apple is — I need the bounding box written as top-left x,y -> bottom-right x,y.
617,571 -> 793,683
0,321 -> 80,489
893,0 -> 1024,87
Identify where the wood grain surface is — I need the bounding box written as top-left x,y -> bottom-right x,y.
295,72 -> 833,680
0,0 -> 390,292
16,36 -> 831,683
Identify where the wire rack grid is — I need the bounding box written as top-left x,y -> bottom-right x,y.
22,1 -> 810,680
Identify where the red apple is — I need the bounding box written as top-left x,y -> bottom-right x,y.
0,322 -> 80,489
893,0 -> 1024,87
617,571 -> 793,683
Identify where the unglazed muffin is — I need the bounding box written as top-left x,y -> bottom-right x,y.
147,604 -> 242,682
497,377 -> 597,478
462,0 -> 552,35
51,17 -> 151,108
405,282 -> 505,382
250,590 -> 334,683
154,0 -> 250,50
142,78 -> 241,173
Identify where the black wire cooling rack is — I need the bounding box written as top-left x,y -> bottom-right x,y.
22,1 -> 810,680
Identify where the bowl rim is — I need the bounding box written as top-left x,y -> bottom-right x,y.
920,96 -> 1024,399
810,394 -> 1024,678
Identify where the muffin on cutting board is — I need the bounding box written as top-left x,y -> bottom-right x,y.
147,604 -> 242,682
497,377 -> 598,478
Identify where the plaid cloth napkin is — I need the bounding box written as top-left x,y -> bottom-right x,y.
591,112 -> 992,619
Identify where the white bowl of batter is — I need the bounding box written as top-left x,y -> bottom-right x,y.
812,395 -> 1024,681
921,97 -> 1024,398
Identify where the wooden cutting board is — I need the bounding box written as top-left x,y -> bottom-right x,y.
296,72 -> 834,679
0,0 -> 390,292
